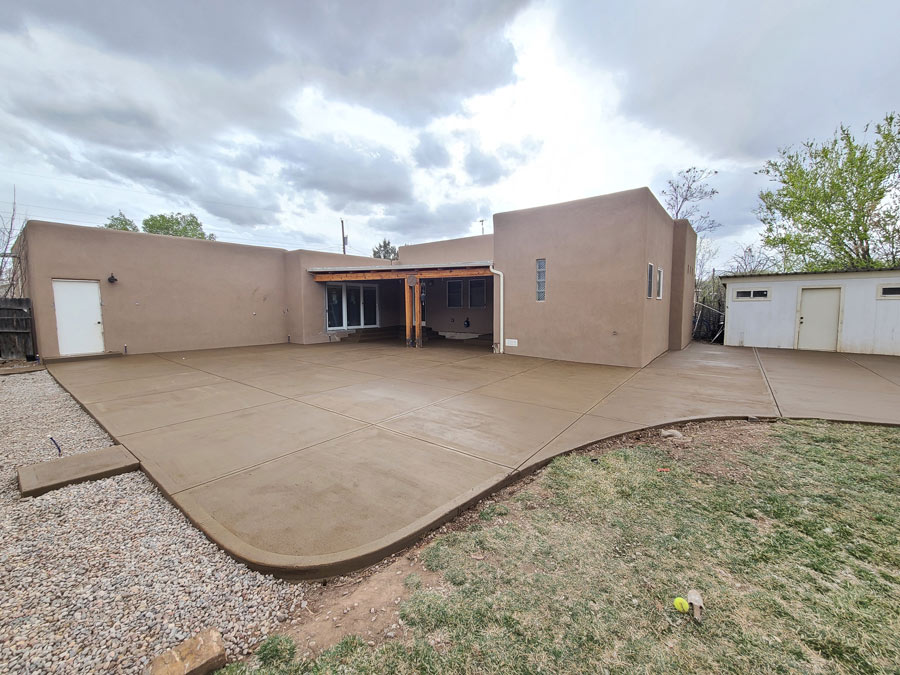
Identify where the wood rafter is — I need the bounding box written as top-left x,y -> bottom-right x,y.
311,267 -> 492,282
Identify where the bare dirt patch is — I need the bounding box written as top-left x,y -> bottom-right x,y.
581,418 -> 774,481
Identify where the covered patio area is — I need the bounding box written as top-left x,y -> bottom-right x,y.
309,262 -> 495,348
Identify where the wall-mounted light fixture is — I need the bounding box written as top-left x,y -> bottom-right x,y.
107,273 -> 118,283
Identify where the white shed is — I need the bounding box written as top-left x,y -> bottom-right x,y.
722,269 -> 900,356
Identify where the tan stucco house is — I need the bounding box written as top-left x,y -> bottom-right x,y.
14,187 -> 696,368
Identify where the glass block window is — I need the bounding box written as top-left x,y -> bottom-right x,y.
536,258 -> 546,301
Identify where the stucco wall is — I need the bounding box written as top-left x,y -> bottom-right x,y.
640,195 -> 675,365
398,234 -> 493,265
23,221 -> 289,358
667,219 -> 697,351
493,189 -> 659,367
289,249 -> 393,343
724,272 -> 900,355
422,277 -> 493,334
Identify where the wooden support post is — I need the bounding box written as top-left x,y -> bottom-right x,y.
404,279 -> 413,347
414,277 -> 422,348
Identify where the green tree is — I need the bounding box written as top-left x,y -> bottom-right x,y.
142,212 -> 216,240
372,238 -> 398,260
757,113 -> 900,271
103,210 -> 138,232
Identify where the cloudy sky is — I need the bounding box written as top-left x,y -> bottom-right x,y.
1,1 -> 898,266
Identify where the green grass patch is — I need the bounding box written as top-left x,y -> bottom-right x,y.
223,420 -> 900,673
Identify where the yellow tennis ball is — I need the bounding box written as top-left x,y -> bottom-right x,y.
673,597 -> 689,613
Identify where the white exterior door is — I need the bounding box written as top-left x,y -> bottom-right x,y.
52,280 -> 105,356
797,287 -> 841,351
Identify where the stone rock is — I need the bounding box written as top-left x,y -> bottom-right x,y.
660,429 -> 683,439
143,628 -> 226,675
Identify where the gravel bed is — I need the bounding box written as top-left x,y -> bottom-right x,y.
1,371 -> 307,673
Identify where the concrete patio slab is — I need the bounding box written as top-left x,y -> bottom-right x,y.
68,370 -> 225,404
243,364 -> 382,398
516,415 -> 646,473
382,393 -> 580,467
51,354 -> 190,387
843,353 -> 900,385
18,445 -> 139,497
336,355 -> 447,378
85,381 -> 283,436
299,378 -> 459,423
122,400 -> 366,493
174,426 -> 508,570
588,387 -> 779,425
451,353 -> 552,376
473,361 -> 637,413
45,340 -> 900,578
173,355 -> 310,381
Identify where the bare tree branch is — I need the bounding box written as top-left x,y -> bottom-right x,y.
661,167 -> 722,235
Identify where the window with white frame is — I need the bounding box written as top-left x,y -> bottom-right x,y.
878,284 -> 900,299
734,288 -> 770,301
536,258 -> 546,301
326,283 -> 379,329
469,279 -> 486,308
657,268 -> 664,299
647,263 -> 654,298
447,279 -> 463,308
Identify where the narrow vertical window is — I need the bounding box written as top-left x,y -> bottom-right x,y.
447,280 -> 463,308
657,268 -> 664,299
647,263 -> 654,298
469,279 -> 486,308
536,258 -> 546,301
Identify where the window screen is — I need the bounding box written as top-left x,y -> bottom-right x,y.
647,263 -> 654,298
536,259 -> 546,301
657,268 -> 664,299
469,279 -> 486,308
447,280 -> 463,308
735,288 -> 769,300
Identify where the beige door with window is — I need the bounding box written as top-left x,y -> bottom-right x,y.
797,288 -> 841,351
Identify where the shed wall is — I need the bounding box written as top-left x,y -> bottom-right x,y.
724,273 -> 900,355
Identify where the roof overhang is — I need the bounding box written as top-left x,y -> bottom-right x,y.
720,267 -> 900,284
309,261 -> 493,282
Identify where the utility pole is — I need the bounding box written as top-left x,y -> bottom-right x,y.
341,219 -> 347,255
480,219 -> 484,235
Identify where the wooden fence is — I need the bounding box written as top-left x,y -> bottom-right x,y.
0,298 -> 36,360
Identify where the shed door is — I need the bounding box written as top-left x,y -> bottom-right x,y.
52,280 -> 105,356
797,287 -> 840,351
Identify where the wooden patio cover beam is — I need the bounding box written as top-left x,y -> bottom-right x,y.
311,266 -> 492,282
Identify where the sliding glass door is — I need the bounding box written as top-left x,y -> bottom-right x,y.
325,283 -> 378,330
